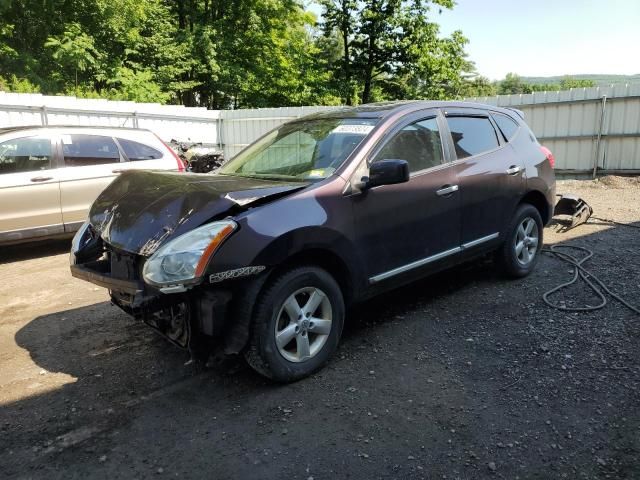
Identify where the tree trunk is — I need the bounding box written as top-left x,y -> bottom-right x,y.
177,0 -> 187,29
361,35 -> 375,104
342,29 -> 351,105
362,68 -> 372,104
340,0 -> 352,106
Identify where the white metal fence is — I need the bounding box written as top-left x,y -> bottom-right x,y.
0,92 -> 220,144
466,83 -> 640,174
219,106 -> 340,158
2,86 -> 640,174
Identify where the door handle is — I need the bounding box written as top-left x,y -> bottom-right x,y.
112,169 -> 125,173
506,165 -> 523,175
436,184 -> 459,197
30,176 -> 53,182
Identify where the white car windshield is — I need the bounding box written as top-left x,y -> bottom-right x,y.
219,117 -> 378,182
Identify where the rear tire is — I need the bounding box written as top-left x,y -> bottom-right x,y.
244,266 -> 345,382
495,203 -> 543,278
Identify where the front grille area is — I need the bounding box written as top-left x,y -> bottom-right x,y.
107,245 -> 142,281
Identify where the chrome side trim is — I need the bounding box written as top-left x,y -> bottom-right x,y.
369,246 -> 462,284
369,232 -> 500,284
64,221 -> 86,233
461,232 -> 500,249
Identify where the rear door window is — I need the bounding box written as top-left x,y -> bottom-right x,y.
0,137 -> 53,174
373,117 -> 444,173
445,116 -> 499,160
62,135 -> 120,167
117,138 -> 163,161
491,113 -> 520,141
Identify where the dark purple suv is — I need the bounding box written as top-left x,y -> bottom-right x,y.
70,101 -> 556,382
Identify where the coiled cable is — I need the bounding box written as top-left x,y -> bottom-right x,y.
542,244 -> 640,315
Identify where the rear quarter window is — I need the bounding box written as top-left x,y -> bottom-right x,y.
445,116 -> 499,159
117,138 -> 163,161
491,113 -> 520,141
63,135 -> 120,166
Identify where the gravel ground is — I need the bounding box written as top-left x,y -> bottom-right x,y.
1,177 -> 638,479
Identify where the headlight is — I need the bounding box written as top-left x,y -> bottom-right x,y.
142,220 -> 237,287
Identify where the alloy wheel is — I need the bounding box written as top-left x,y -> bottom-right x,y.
514,217 -> 539,266
274,287 -> 333,363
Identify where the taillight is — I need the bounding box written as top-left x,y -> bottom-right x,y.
541,145 -> 555,168
155,134 -> 185,172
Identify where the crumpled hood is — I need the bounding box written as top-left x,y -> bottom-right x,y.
89,170 -> 308,256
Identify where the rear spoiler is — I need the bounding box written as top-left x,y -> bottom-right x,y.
505,107 -> 525,120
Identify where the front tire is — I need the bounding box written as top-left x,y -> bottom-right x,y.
244,266 -> 345,382
495,203 -> 543,278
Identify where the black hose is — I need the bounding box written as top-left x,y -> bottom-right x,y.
590,216 -> 640,230
542,245 -> 640,315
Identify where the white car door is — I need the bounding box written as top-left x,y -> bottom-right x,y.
56,133 -> 123,229
0,135 -> 63,242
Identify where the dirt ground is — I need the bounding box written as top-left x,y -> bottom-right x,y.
1,177 -> 639,479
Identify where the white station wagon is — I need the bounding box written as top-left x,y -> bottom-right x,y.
0,126 -> 185,244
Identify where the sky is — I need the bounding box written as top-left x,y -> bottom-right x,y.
435,0 -> 640,80
309,0 -> 640,80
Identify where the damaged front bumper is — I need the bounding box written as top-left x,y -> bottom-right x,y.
71,260 -> 143,296
70,244 -> 232,355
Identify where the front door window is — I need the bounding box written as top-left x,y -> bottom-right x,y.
372,117 -> 444,174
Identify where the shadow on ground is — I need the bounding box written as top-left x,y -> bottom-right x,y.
0,238 -> 72,265
2,221 -> 639,479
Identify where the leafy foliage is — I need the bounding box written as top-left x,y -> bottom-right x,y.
45,23 -> 100,92
319,0 -> 473,103
496,73 -> 596,95
0,1 -> 600,107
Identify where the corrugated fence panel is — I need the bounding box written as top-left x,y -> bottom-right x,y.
220,106 -> 341,159
0,92 -> 219,144
2,87 -> 640,173
466,85 -> 640,173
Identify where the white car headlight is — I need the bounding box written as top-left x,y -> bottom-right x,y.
142,220 -> 237,287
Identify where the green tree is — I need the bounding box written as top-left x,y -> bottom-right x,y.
0,0 -> 472,107
560,76 -> 596,89
319,0 -> 468,104
0,75 -> 40,93
498,73 -> 530,94
319,0 -> 358,104
106,67 -> 171,103
497,73 -> 595,95
45,23 -> 99,94
458,75 -> 497,98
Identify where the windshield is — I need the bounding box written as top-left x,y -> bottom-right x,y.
219,117 -> 378,182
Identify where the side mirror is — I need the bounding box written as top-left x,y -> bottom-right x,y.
364,159 -> 410,189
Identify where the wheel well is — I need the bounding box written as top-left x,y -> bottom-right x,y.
266,249 -> 355,306
520,190 -> 550,224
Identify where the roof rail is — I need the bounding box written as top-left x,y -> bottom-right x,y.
505,107 -> 525,120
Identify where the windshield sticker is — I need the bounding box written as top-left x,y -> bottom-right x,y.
61,135 -> 73,144
331,124 -> 374,135
306,169 -> 327,178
